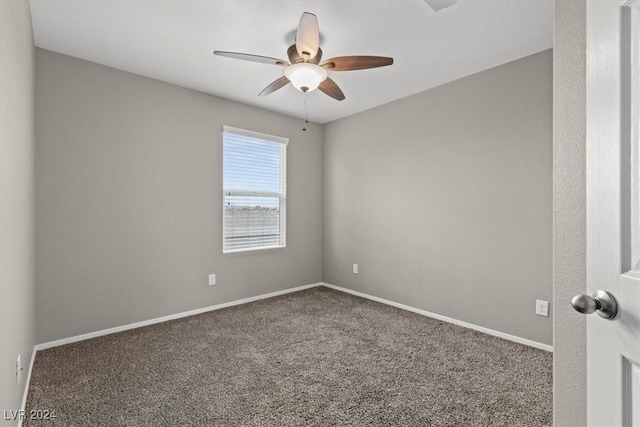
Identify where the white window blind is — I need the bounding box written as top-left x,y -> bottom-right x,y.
222,126 -> 288,254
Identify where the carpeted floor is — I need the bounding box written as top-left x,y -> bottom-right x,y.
25,287 -> 552,426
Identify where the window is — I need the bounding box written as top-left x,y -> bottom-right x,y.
223,126 -> 288,254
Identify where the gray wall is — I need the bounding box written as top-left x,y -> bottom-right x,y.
323,50 -> 553,346
0,0 -> 37,420
35,49 -> 323,343
553,0 -> 586,425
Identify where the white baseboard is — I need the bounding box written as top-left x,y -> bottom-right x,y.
321,282 -> 553,353
33,280 -> 552,355
35,282 -> 323,351
19,280 -> 551,425
18,345 -> 37,427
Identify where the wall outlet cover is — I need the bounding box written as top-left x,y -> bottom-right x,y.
352,264 -> 359,274
208,274 -> 216,286
16,354 -> 22,384
536,299 -> 549,317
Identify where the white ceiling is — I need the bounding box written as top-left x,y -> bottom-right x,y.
29,0 -> 553,124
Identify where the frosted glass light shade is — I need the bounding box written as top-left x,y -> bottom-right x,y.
284,63 -> 328,92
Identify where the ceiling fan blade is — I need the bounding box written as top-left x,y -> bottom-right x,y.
214,51 -> 289,67
287,44 -> 303,64
321,56 -> 394,71
318,77 -> 345,101
296,12 -> 320,61
259,76 -> 290,97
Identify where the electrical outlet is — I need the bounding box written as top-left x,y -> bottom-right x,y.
536,300 -> 549,317
208,274 -> 216,286
16,354 -> 21,384
353,264 -> 358,274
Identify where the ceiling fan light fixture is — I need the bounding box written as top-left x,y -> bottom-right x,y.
284,63 -> 327,92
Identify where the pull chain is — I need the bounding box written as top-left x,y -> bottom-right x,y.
302,91 -> 309,131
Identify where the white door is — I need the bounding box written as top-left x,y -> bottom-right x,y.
585,0 -> 640,425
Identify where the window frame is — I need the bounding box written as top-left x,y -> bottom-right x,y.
222,126 -> 288,255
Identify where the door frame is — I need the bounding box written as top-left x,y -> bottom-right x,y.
553,1 -> 588,425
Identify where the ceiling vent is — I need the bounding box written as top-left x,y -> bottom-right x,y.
424,0 -> 457,12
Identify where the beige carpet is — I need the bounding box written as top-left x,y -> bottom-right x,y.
25,287 -> 552,426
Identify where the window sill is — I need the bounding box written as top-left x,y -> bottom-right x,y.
223,245 -> 287,256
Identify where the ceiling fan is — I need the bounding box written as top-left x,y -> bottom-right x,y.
213,12 -> 393,101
